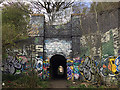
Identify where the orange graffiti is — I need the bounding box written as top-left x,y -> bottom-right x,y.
103,64 -> 106,68
108,63 -> 112,71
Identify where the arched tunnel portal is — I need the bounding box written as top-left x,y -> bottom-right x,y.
50,54 -> 67,79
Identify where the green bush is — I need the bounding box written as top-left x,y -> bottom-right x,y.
37,79 -> 48,88
78,84 -> 86,88
2,71 -> 49,88
69,86 -> 77,88
98,85 -> 106,88
2,74 -> 21,81
87,85 -> 96,88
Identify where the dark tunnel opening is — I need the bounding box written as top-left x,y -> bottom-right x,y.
50,54 -> 67,80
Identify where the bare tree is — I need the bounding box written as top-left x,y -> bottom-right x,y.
31,0 -> 74,13
0,0 -> 4,4
72,2 -> 90,14
30,0 -> 74,24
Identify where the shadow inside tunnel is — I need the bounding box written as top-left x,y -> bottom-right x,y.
50,54 -> 67,80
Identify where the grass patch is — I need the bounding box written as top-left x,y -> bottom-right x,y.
2,74 -> 21,81
37,80 -> 48,88
87,85 -> 96,88
2,73 -> 49,88
69,86 -> 77,88
98,85 -> 106,88
78,84 -> 86,88
66,80 -> 73,84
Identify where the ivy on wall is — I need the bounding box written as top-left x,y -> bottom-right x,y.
80,46 -> 90,57
102,30 -> 114,57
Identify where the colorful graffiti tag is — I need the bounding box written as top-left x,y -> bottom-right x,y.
3,47 -> 120,81
79,57 -> 95,81
115,56 -> 120,72
2,56 -> 22,74
67,66 -> 74,80
100,56 -> 120,77
42,58 -> 50,80
67,58 -> 73,80
73,57 -> 83,80
16,55 -> 31,74
34,56 -> 43,78
72,56 -> 120,81
2,55 -> 44,76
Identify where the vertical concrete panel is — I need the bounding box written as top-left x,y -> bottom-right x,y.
29,14 -> 45,37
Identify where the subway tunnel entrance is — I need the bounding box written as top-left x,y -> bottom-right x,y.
50,54 -> 67,80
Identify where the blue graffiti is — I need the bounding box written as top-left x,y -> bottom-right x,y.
115,56 -> 120,72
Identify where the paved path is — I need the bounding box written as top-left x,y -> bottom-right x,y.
49,79 -> 68,88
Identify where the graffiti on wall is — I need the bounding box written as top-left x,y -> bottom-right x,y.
73,57 -> 83,80
115,56 -> 120,72
2,45 -> 44,76
100,56 -> 120,77
2,54 -> 33,75
34,56 -> 43,77
3,27 -> 120,82
17,55 -> 31,74
3,56 -> 22,74
2,55 -> 45,76
67,66 -> 74,80
42,58 -> 50,79
36,45 -> 43,53
79,56 -> 97,81
28,15 -> 44,36
3,47 -> 120,81
67,58 -> 73,80
66,55 -> 120,82
45,39 -> 72,58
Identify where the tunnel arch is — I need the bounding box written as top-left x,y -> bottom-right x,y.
50,54 -> 67,79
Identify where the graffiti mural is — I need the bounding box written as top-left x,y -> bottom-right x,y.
70,55 -> 120,82
2,55 -> 45,76
28,15 -> 44,36
67,66 -> 74,80
2,54 -> 32,75
100,56 -> 120,77
67,58 -> 73,80
16,55 -> 31,74
73,57 -> 84,80
3,56 -> 22,74
3,47 -> 120,82
2,46 -> 44,77
42,58 -> 50,80
34,56 -> 43,77
45,39 -> 72,58
115,56 -> 120,72
79,56 -> 96,81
